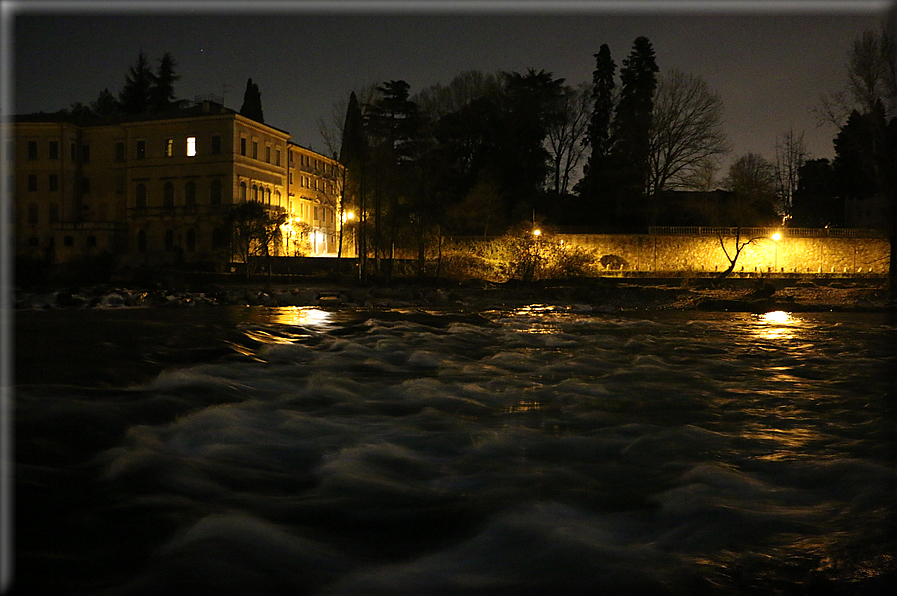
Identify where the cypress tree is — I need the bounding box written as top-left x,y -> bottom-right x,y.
575,44 -> 616,211
240,78 -> 264,123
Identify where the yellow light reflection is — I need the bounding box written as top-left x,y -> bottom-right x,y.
762,310 -> 792,325
752,310 -> 798,341
505,400 -> 543,413
269,307 -> 332,327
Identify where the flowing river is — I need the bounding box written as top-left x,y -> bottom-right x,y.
13,305 -> 897,594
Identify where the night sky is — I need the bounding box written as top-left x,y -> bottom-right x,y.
10,1 -> 893,173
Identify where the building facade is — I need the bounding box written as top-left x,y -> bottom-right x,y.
9,101 -> 346,268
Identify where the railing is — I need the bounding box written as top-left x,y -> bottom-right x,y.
647,226 -> 884,238
127,205 -> 229,218
51,221 -> 127,232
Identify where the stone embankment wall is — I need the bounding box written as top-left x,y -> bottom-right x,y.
560,233 -> 890,275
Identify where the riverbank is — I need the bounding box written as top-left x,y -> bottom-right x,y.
12,275 -> 894,313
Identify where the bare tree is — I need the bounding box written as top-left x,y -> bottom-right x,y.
714,153 -> 780,278
774,128 -> 809,218
413,70 -> 503,121
317,82 -> 379,159
647,69 -> 730,196
544,82 -> 591,195
815,24 -> 897,126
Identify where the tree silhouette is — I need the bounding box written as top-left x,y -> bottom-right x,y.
240,78 -> 264,123
576,44 -> 616,208
612,36 -> 659,224
339,91 -> 369,273
149,52 -> 180,112
118,51 -> 154,114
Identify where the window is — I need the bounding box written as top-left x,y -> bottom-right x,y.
164,229 -> 174,251
210,179 -> 222,205
252,141 -> 258,159
137,230 -> 147,252
115,142 -> 125,162
49,174 -> 58,192
266,188 -> 271,203
71,143 -> 77,161
252,184 -> 259,201
211,135 -> 221,155
165,138 -> 174,157
27,203 -> 38,223
212,227 -> 225,249
28,174 -> 37,191
81,145 -> 90,162
184,181 -> 196,206
81,177 -> 90,194
275,149 -> 281,166
289,172 -> 293,184
49,204 -> 59,223
240,181 -> 247,200
27,141 -> 37,160
135,183 -> 147,208
187,136 -> 196,157
266,145 -> 271,163
136,140 -> 146,159
274,190 -> 281,206
163,182 -> 174,207
49,141 -> 59,160
63,236 -> 74,247
186,228 -> 196,252
240,138 -> 247,156
86,236 -> 97,248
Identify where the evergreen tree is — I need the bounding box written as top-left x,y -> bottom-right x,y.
612,36 -> 659,226
575,44 -> 617,220
149,52 -> 180,112
240,78 -> 264,123
339,92 -> 369,273
498,69 -> 565,221
792,158 -> 840,227
118,50 -> 154,114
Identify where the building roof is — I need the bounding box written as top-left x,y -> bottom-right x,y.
14,101 -> 291,136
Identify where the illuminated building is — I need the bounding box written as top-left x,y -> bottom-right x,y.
9,101 -> 346,266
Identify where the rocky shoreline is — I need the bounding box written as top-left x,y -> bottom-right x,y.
12,276 -> 895,313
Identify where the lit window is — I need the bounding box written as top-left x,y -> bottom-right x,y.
165,139 -> 173,157
187,137 -> 196,157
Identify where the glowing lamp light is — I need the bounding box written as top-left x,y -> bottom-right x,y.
533,229 -> 542,237
771,232 -> 781,241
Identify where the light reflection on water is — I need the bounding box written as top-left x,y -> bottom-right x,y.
13,305 -> 897,595
268,306 -> 333,328
753,310 -> 799,341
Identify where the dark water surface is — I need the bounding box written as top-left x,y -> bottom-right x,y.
13,305 -> 897,594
